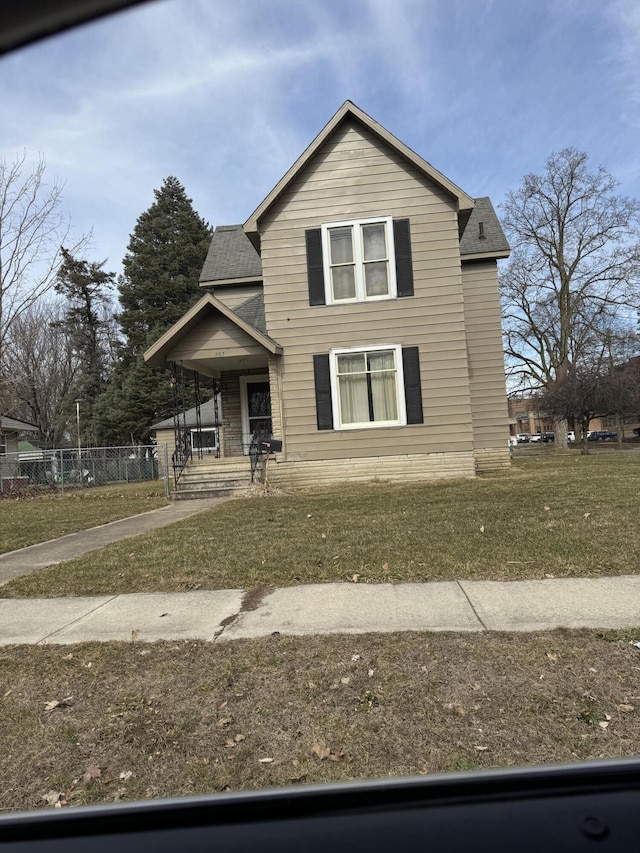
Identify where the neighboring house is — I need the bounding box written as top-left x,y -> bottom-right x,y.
145,101 -> 511,495
150,397 -> 221,459
0,415 -> 39,491
0,416 -> 39,456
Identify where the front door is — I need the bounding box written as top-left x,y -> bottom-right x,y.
241,375 -> 272,453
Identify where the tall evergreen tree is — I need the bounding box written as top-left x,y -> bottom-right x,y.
118,176 -> 212,356
94,177 -> 212,444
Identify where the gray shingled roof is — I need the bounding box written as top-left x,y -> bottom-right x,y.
459,197 -> 510,257
1,415 -> 39,433
150,397 -> 221,431
199,225 -> 262,283
233,292 -> 266,335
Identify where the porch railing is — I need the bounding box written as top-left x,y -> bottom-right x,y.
172,425 -> 192,487
249,425 -> 271,483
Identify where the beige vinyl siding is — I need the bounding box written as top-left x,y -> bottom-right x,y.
259,118 -> 474,462
212,284 -> 262,309
166,314 -> 267,362
461,260 -> 510,456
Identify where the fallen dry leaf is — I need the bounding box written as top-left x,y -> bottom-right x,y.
583,512 -> 591,519
216,717 -> 232,728
258,757 -> 274,764
63,653 -> 74,660
475,745 -> 489,752
234,733 -> 246,742
219,700 -> 228,710
445,703 -> 467,716
119,771 -> 133,781
42,791 -> 65,807
82,765 -> 102,783
340,677 -> 351,685
312,741 -> 331,760
544,506 -> 550,512
480,525 -> 485,533
599,721 -> 609,729
618,703 -> 635,712
545,652 -> 558,662
44,696 -> 73,713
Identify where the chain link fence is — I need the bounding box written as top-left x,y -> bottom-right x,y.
0,445 -> 169,498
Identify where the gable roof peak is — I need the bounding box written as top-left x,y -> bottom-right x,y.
244,101 -> 474,232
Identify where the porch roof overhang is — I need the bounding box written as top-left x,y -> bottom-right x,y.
144,293 -> 282,378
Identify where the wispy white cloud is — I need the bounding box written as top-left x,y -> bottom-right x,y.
0,0 -> 638,273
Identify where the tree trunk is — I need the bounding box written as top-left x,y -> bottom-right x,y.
615,413 -> 623,448
580,415 -> 590,455
553,417 -> 568,449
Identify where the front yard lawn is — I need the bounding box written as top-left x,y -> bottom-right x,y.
1,629 -> 639,812
1,453 -> 639,598
0,483 -> 169,555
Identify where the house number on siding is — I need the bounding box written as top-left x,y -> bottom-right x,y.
212,350 -> 226,357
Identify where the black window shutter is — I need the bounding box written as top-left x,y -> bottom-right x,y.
394,219 -> 414,297
313,353 -> 333,430
306,228 -> 326,306
402,346 -> 423,424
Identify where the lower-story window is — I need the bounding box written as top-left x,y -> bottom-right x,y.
331,344 -> 406,429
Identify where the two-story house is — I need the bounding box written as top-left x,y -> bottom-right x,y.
145,101 -> 510,496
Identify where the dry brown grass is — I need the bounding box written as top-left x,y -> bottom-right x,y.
0,482 -> 169,555
2,453 -> 639,598
1,628 -> 639,812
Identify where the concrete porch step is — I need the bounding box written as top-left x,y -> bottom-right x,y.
174,455 -> 256,500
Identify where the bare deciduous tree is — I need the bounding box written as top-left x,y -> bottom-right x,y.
0,152 -> 84,424
500,148 -> 640,446
3,300 -> 78,446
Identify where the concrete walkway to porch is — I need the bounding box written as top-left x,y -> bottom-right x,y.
0,498 -> 225,586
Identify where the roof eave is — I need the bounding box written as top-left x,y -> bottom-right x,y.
199,275 -> 263,287
461,249 -> 511,262
244,100 -> 474,232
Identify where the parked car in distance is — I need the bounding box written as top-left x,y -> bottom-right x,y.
540,432 -> 555,443
529,433 -> 542,442
516,433 -> 531,443
567,431 -> 576,442
588,430 -> 617,441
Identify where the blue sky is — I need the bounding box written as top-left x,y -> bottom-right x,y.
1,0 -> 639,275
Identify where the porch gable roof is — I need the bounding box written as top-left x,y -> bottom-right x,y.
144,292 -> 282,369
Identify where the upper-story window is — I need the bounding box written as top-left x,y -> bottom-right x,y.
321,217 -> 397,304
306,217 -> 414,306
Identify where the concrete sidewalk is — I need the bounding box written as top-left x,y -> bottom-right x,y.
1,576 -> 639,645
0,498 -> 224,586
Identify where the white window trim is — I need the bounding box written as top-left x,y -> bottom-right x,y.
190,427 -> 219,452
321,216 -> 397,305
329,344 -> 407,431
